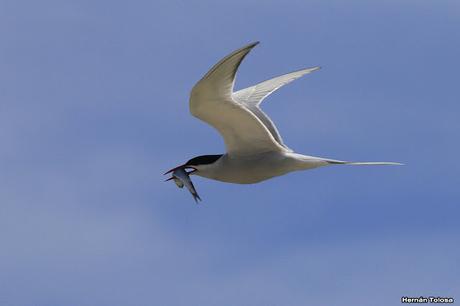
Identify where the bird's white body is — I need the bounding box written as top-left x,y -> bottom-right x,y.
166,42 -> 400,198
194,152 -> 328,184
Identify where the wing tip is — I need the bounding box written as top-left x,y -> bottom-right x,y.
240,41 -> 260,52
302,66 -> 321,73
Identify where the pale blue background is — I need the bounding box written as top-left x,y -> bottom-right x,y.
1,0 -> 459,305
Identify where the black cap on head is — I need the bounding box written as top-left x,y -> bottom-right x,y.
185,154 -> 222,167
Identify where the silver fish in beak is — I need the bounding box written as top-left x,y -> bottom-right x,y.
164,166 -> 201,203
172,177 -> 184,188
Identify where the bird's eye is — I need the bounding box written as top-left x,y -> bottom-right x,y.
186,167 -> 197,173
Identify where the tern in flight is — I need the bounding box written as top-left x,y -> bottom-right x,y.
165,42 -> 401,201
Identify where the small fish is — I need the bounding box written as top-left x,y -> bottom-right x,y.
172,177 -> 184,188
165,167 -> 201,203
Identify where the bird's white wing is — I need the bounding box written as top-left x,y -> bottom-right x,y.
233,67 -> 320,150
190,42 -> 286,156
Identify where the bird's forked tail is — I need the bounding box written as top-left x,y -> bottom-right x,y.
325,159 -> 403,166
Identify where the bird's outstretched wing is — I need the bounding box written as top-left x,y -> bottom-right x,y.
233,67 -> 320,150
189,42 -> 286,156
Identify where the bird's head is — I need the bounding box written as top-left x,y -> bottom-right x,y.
164,154 -> 223,176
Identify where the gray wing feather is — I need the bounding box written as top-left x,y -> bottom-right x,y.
233,67 -> 320,149
190,42 -> 286,156
233,67 -> 320,106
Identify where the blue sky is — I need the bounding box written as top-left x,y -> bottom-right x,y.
1,0 -> 459,305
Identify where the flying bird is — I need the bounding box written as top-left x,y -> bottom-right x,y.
165,42 -> 401,201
